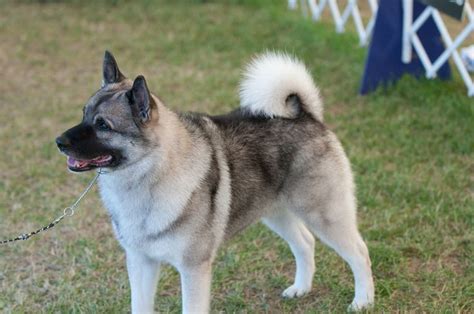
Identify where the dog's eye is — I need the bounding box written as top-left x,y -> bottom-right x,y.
95,118 -> 111,131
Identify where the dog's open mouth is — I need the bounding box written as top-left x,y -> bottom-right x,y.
67,155 -> 113,172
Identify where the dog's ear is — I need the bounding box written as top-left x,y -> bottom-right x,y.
128,75 -> 156,124
103,50 -> 125,85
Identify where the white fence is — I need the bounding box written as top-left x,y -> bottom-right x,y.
289,0 -> 474,96
289,0 -> 377,45
402,0 -> 474,96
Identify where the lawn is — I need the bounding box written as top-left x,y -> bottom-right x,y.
0,0 -> 473,312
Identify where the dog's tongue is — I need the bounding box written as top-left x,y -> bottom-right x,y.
67,155 -> 112,169
67,156 -> 88,169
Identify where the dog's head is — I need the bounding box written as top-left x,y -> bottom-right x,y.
56,51 -> 158,172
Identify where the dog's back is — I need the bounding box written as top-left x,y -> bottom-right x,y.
179,53 -> 346,239
208,110 -> 328,237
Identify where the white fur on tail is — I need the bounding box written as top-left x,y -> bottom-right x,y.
239,52 -> 323,121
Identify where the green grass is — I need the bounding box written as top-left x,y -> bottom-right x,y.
0,0 -> 473,312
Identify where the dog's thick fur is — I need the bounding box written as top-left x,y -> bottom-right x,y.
57,51 -> 374,313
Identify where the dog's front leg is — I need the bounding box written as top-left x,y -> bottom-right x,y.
179,261 -> 213,314
126,250 -> 161,314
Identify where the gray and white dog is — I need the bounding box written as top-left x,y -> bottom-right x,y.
56,51 -> 374,313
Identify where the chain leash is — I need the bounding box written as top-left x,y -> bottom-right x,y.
0,169 -> 104,245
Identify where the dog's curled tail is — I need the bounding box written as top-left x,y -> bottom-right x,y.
239,52 -> 323,121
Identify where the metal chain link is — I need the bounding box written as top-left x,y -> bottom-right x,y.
0,169 -> 104,245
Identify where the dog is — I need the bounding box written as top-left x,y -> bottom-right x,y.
56,51 -> 374,313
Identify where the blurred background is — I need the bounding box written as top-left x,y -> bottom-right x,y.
0,0 -> 472,312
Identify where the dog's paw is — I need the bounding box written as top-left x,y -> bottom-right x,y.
281,284 -> 311,299
347,299 -> 373,312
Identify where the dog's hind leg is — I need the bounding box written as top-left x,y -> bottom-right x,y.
297,206 -> 374,311
262,209 -> 315,298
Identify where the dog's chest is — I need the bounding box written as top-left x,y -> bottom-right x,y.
98,177 -> 188,264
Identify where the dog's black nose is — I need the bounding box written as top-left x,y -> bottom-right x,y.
56,135 -> 71,151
